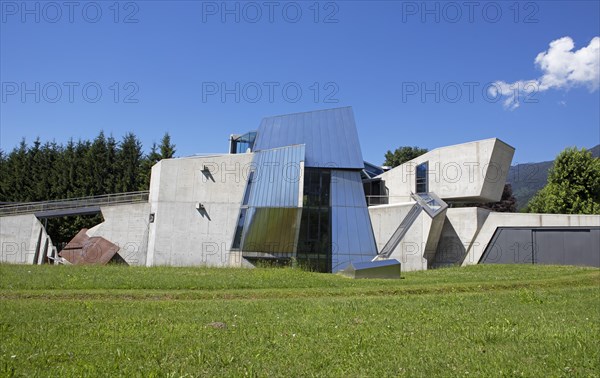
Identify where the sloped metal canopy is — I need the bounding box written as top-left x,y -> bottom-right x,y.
253,107 -> 364,169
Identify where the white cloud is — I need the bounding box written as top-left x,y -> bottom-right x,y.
491,36 -> 599,110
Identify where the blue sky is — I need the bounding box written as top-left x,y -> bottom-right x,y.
1,0 -> 599,165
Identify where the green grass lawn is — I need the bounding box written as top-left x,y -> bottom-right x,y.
1,264 -> 598,377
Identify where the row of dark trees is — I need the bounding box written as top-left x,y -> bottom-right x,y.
0,132 -> 175,202
0,131 -> 176,244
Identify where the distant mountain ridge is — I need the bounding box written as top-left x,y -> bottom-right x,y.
507,144 -> 600,210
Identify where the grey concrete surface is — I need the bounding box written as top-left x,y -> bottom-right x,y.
0,214 -> 55,264
378,138 -> 515,203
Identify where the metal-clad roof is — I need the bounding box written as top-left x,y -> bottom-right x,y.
247,144 -> 305,208
253,107 -> 364,169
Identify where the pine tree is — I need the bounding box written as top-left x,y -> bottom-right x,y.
0,149 -> 7,201
88,131 -> 110,195
73,140 -> 92,196
7,139 -> 30,202
104,135 -> 118,194
1,132 -> 177,243
139,142 -> 162,190
159,132 -> 176,159
116,132 -> 143,192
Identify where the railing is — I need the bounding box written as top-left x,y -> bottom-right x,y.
365,195 -> 415,206
365,195 -> 389,206
0,191 -> 149,217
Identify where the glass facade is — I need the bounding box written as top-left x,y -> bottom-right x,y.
230,132 -> 257,154
297,168 -> 332,272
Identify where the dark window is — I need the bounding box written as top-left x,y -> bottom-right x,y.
231,208 -> 247,250
241,171 -> 254,206
416,162 -> 428,194
363,178 -> 388,206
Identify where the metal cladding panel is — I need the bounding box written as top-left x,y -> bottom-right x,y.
480,228 -> 533,264
241,207 -> 301,254
247,145 -> 305,208
330,170 -> 378,272
331,170 -> 368,207
253,107 -> 364,169
480,227 -> 600,267
534,229 -> 600,267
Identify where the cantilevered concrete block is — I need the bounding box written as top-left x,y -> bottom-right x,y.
377,138 -> 515,203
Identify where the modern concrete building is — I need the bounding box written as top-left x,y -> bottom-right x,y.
1,107 -> 599,271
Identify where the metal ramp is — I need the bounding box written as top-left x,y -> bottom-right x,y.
0,191 -> 149,219
374,192 -> 447,261
374,202 -> 422,260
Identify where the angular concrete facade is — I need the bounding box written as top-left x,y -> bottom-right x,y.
378,138 -> 515,203
146,153 -> 253,267
368,138 -> 600,271
1,107 -> 598,271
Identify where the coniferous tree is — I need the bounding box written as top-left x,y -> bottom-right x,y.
159,132 -> 176,159
139,142 -> 162,190
7,139 -> 30,202
104,135 -> 118,194
88,131 -> 110,195
116,132 -> 143,192
74,140 -> 92,196
57,139 -> 76,198
1,131 -> 178,243
0,149 -> 7,201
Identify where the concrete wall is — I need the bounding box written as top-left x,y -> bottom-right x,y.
368,202 -> 434,271
146,153 -> 253,267
0,214 -> 55,264
462,212 -> 600,266
378,138 -> 515,203
370,203 -> 600,270
87,203 -> 151,266
432,207 -> 491,267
